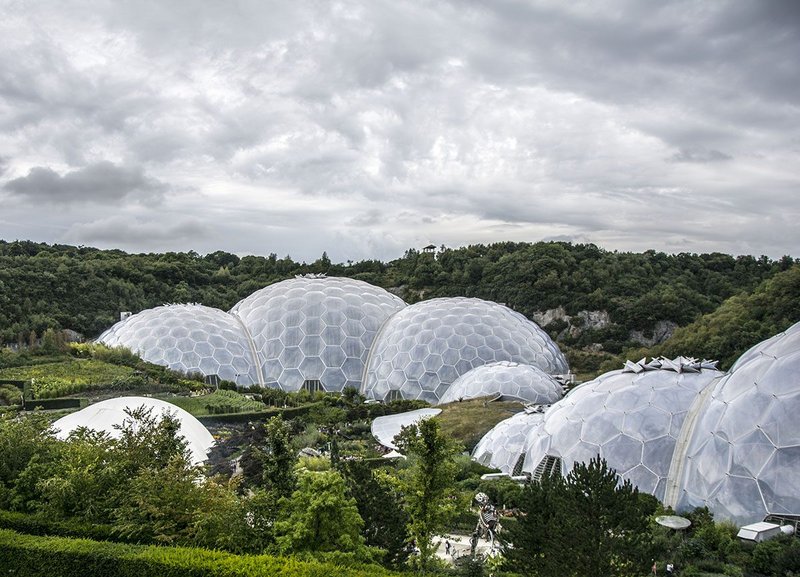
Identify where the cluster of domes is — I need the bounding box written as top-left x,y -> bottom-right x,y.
97,277 -> 568,400
522,358 -> 723,502
474,322 -> 800,525
362,298 -> 568,404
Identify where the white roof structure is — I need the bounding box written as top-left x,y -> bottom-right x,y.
472,408 -> 546,474
52,396 -> 215,465
231,276 -> 405,393
98,304 -> 260,386
362,297 -> 568,403
438,361 -> 563,405
523,358 -> 723,501
371,408 -> 442,450
97,277 -> 406,391
679,321 -> 800,525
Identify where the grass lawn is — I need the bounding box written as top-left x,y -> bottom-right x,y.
0,359 -> 134,398
155,389 -> 267,416
436,398 -> 526,451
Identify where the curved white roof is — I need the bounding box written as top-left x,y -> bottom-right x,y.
231,276 -> 406,392
362,297 -> 568,403
52,396 -> 215,465
371,408 -> 442,450
523,360 -> 723,502
679,322 -> 800,525
473,409 -> 546,474
98,304 -> 259,386
438,361 -> 563,405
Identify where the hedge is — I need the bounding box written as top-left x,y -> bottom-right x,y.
0,529 -> 400,577
196,403 -> 320,424
0,510 -> 118,542
22,397 -> 83,410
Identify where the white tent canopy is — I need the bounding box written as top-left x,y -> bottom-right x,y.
371,408 -> 441,450
53,396 -> 215,465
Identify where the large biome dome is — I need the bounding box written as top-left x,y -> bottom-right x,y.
230,276 -> 405,392
523,357 -> 723,502
438,361 -> 563,405
97,304 -> 260,386
52,396 -> 215,465
361,297 -> 568,404
679,322 -> 800,525
473,407 -> 546,475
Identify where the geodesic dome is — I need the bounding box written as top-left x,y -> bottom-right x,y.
97,304 -> 260,386
361,297 -> 568,403
523,358 -> 723,502
473,408 -> 546,475
230,276 -> 405,392
52,396 -> 215,465
438,361 -> 563,405
678,322 -> 800,525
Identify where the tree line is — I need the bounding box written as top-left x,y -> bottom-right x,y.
0,239 -> 796,366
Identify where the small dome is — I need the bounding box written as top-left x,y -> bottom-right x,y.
231,276 -> 405,392
98,304 -> 259,386
362,297 -> 568,403
473,408 -> 546,475
52,396 -> 215,465
438,361 -> 563,405
523,358 -> 723,502
679,322 -> 800,525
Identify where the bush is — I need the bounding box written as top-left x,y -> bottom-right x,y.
0,510 -> 118,542
0,528 -> 400,577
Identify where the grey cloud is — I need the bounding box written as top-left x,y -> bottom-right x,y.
4,162 -> 167,204
670,149 -> 733,163
64,216 -> 207,246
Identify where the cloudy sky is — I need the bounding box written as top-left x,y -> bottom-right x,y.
1,1 -> 798,262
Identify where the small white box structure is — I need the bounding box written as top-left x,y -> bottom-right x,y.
737,522 -> 784,543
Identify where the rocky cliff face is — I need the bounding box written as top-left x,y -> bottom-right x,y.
532,308 -> 676,347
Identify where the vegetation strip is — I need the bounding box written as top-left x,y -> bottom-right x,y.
0,528 -> 399,577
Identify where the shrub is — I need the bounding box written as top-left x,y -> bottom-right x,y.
0,528 -> 400,577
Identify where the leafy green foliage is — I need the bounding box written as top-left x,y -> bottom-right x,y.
1,240 -> 793,376
643,265 -> 800,368
394,417 -> 459,570
0,527 -> 401,577
0,359 -> 134,398
275,469 -> 372,560
158,389 -> 266,416
241,416 -> 297,497
339,460 -> 412,568
503,456 -> 658,577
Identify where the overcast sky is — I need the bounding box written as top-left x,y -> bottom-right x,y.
1,1 -> 798,262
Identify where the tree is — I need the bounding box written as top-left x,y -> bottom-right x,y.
274,469 -> 370,558
504,456 -> 656,577
394,417 -> 459,570
241,416 -> 296,498
339,460 -> 412,568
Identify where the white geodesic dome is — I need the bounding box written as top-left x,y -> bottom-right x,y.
361,297 -> 568,404
230,276 -> 406,392
52,396 -> 215,465
473,408 -> 546,475
678,322 -> 800,525
97,304 -> 260,386
523,358 -> 723,502
438,361 -> 563,405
